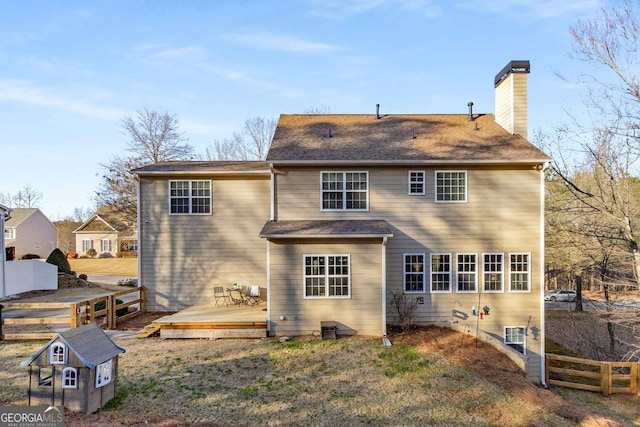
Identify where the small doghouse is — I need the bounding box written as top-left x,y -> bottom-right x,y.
20,322 -> 126,413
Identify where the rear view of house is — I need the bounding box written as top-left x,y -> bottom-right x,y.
135,60 -> 550,382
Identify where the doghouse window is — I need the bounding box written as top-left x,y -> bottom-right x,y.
38,367 -> 53,386
50,343 -> 66,364
95,360 -> 112,388
62,367 -> 78,389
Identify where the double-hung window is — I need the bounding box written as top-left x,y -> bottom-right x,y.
404,253 -> 425,293
4,227 -> 15,239
435,171 -> 467,202
457,253 -> 477,292
82,239 -> 92,252
509,253 -> 530,292
504,326 -> 526,354
304,255 -> 350,298
430,253 -> 451,293
408,171 -> 425,195
483,253 -> 504,292
101,239 -> 110,252
321,172 -> 368,211
169,180 -> 212,214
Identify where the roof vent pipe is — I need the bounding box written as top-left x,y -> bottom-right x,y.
376,104 -> 380,119
467,102 -> 474,121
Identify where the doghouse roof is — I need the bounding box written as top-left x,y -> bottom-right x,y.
21,322 -> 125,369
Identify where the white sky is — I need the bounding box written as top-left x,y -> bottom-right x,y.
0,0 -> 602,219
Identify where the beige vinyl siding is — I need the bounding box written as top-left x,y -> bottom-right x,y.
274,165 -> 542,380
268,238 -> 384,337
495,72 -> 528,138
139,175 -> 270,311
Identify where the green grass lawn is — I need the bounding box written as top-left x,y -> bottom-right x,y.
69,258 -> 137,277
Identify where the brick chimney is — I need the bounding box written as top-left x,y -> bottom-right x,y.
494,60 -> 530,139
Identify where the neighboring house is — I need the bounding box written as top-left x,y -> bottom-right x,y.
134,60 -> 550,382
73,207 -> 137,257
20,322 -> 125,413
4,208 -> 57,260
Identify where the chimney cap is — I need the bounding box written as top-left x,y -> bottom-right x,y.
494,60 -> 530,87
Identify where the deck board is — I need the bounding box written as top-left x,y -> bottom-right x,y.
151,304 -> 267,339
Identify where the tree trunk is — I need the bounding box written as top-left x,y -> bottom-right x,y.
574,275 -> 583,312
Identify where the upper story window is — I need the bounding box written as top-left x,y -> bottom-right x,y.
483,253 -> 504,292
430,253 -> 452,293
435,171 -> 467,202
304,255 -> 350,298
509,253 -> 531,292
404,253 -> 425,293
321,172 -> 368,211
4,227 -> 15,239
50,343 -> 66,364
408,171 -> 425,195
169,180 -> 212,215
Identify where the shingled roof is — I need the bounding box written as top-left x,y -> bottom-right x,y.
133,161 -> 271,175
267,114 -> 550,164
260,220 -> 394,239
21,322 -> 125,369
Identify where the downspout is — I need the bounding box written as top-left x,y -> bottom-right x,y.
0,206 -> 11,299
136,178 -> 142,292
269,163 -> 276,221
382,236 -> 388,336
267,163 -> 276,333
539,162 -> 549,388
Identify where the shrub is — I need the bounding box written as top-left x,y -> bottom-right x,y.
116,251 -> 138,258
67,252 -> 78,259
86,248 -> 97,258
46,248 -> 72,273
79,274 -> 88,280
98,252 -> 113,258
21,254 -> 40,260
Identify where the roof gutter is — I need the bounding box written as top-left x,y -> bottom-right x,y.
259,233 -> 394,239
134,170 -> 272,177
268,159 -> 551,166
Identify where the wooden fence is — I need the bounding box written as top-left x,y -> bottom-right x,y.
546,353 -> 639,396
0,287 -> 145,341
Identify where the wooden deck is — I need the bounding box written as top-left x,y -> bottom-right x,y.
142,304 -> 268,339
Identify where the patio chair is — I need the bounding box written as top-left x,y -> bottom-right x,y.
227,288 -> 247,305
245,285 -> 262,306
213,286 -> 229,307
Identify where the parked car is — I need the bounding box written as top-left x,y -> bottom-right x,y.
544,290 -> 577,302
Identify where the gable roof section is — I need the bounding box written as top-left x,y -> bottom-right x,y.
133,160 -> 271,175
74,206 -> 134,234
5,208 -> 39,227
267,114 -> 551,164
260,220 -> 394,239
21,322 -> 126,369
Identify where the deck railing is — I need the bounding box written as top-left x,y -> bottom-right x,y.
0,287 -> 145,340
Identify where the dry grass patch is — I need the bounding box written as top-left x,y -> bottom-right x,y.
69,258 -> 137,277
1,327 -> 637,426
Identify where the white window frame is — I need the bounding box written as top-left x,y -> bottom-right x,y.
509,253 -> 531,293
320,171 -> 369,211
435,170 -> 467,203
50,343 -> 66,364
101,239 -> 110,252
169,180 -> 212,215
4,227 -> 15,239
408,171 -> 425,195
82,239 -> 92,252
483,253 -> 504,293
303,254 -> 351,299
456,253 -> 478,293
404,253 -> 425,293
95,359 -> 113,388
430,253 -> 452,293
62,367 -> 78,389
504,326 -> 526,355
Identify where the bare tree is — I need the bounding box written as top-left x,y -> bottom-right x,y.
203,116 -> 276,161
0,185 -> 43,208
97,107 -> 194,221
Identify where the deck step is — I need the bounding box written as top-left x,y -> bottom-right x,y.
137,323 -> 161,338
